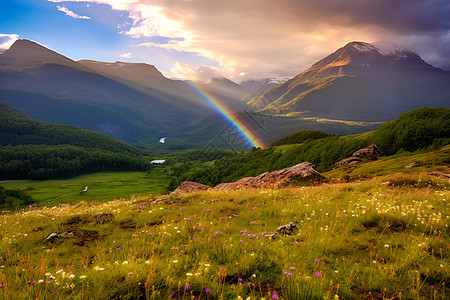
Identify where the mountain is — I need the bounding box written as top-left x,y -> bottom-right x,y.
0,40 -> 213,145
0,39 -> 90,72
248,41 -> 450,121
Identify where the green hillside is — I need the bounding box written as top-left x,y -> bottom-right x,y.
0,104 -> 152,180
0,173 -> 448,299
172,107 -> 450,187
0,103 -> 140,153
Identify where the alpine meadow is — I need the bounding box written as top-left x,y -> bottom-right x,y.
1,1 -> 450,299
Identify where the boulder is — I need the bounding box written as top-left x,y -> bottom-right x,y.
333,144 -> 380,169
265,222 -> 299,238
333,157 -> 361,169
352,144 -> 380,160
171,181 -> 210,194
213,162 -> 321,190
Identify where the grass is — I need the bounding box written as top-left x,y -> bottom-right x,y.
0,172 -> 448,299
325,145 -> 450,180
0,169 -> 171,208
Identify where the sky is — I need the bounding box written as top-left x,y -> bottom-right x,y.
1,0 -> 449,82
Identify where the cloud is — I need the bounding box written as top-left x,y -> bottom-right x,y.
0,34 -> 19,53
167,62 -> 221,82
47,0 -> 450,79
119,52 -> 133,58
57,6 -> 91,19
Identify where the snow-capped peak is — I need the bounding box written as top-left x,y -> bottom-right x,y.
349,42 -> 378,53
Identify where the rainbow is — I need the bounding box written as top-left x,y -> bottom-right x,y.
185,81 -> 266,149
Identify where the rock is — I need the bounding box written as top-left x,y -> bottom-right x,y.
352,144 -> 380,160
213,162 -> 322,191
334,145 -> 380,169
404,162 -> 417,168
333,157 -> 361,169
265,222 -> 299,238
171,181 -> 210,194
213,176 -> 260,191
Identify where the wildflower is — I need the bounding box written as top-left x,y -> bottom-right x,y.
173,260 -> 178,263
31,281 -> 36,284
431,285 -> 434,289
79,276 -> 87,279
287,273 -> 292,276
0,285 -> 3,288
185,283 -> 189,291
122,261 -> 128,265
384,244 -> 389,248
272,292 -> 278,299
38,280 -> 44,283
46,281 -> 50,284
315,271 -> 320,276
53,291 -> 57,295
290,267 -> 295,270
252,274 -> 256,278
238,278 -> 243,282
315,259 -> 319,262
205,288 -> 210,293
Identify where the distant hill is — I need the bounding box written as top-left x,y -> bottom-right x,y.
171,107 -> 450,186
248,41 -> 450,121
0,102 -> 140,154
270,130 -> 335,147
0,103 -> 151,180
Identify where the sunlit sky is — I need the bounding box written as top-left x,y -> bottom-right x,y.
1,0 -> 449,82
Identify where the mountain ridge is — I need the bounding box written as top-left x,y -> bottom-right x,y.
248,41 -> 450,121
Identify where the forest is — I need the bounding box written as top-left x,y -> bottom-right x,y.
170,107 -> 450,188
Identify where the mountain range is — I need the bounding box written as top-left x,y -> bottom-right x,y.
247,41 -> 450,121
0,40 -> 449,149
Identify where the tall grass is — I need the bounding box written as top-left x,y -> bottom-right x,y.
0,173 -> 448,299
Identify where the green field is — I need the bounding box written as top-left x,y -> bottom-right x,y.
0,172 -> 448,299
0,169 -> 172,207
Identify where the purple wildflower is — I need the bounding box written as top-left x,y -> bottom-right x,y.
287,273 -> 292,276
315,259 -> 319,262
238,278 -> 243,282
31,281 -> 35,284
431,285 -> 434,289
205,288 -> 210,293
53,291 -> 57,295
290,267 -> 296,270
185,283 -> 189,291
315,271 -> 321,276
272,292 -> 278,299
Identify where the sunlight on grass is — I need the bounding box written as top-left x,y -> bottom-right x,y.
0,173 -> 448,299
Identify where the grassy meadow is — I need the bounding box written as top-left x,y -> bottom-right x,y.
0,172 -> 448,299
0,169 -> 171,208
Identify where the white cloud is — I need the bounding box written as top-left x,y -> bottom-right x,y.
57,6 -> 91,19
167,62 -> 220,82
0,34 -> 19,53
120,52 -> 133,58
46,0 -> 450,79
